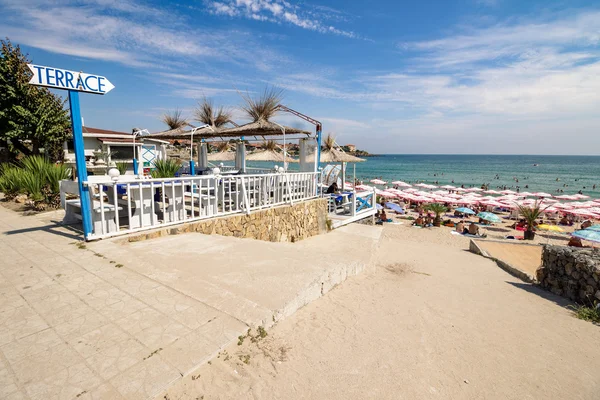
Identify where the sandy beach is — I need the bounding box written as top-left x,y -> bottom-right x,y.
159,223 -> 600,400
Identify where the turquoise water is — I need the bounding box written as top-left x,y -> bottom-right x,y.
350,155 -> 600,197
244,154 -> 600,197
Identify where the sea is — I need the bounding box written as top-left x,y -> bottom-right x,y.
350,154 -> 600,197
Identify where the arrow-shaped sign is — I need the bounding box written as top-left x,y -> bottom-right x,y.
27,64 -> 114,95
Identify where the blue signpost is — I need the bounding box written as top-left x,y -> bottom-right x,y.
28,64 -> 115,240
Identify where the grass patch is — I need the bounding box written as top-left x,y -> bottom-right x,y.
569,302 -> 600,324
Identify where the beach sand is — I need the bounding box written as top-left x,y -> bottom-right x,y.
158,223 -> 600,400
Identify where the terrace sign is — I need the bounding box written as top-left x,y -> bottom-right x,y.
28,64 -> 115,240
27,64 -> 115,94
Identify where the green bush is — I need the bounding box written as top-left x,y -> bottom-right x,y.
115,161 -> 128,175
0,155 -> 71,208
0,165 -> 24,199
20,170 -> 44,202
151,159 -> 181,178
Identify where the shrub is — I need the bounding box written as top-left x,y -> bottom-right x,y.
115,161 -> 128,175
0,165 -> 24,199
151,159 -> 181,178
0,155 -> 71,208
20,170 -> 44,202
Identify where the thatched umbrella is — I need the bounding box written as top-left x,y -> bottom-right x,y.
194,97 -> 233,130
219,89 -> 311,138
246,140 -> 297,163
207,142 -> 235,162
306,135 -> 365,191
161,109 -> 188,130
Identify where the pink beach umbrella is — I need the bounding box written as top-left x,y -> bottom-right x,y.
391,181 -> 412,187
440,185 -> 457,190
572,194 -> 589,199
483,190 -> 501,194
518,191 -> 535,197
370,179 -> 387,185
356,184 -> 373,191
465,187 -> 484,192
533,192 -> 553,198
500,189 -> 518,195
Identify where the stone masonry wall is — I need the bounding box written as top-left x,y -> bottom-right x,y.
128,198 -> 328,243
537,245 -> 600,303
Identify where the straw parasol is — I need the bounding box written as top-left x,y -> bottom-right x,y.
207,142 -> 235,161
219,89 -> 311,137
306,135 -> 365,191
147,125 -> 214,140
246,140 -> 297,163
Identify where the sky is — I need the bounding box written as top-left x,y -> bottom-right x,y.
1,0 -> 599,155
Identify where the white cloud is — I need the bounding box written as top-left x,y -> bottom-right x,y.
205,0 -> 360,38
0,0 -> 291,72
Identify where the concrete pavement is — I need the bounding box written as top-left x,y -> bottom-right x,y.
0,205 -> 380,399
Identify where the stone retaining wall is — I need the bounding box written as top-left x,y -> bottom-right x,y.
537,245 -> 600,303
128,198 -> 328,243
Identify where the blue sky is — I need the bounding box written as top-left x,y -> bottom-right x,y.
1,0 -> 600,154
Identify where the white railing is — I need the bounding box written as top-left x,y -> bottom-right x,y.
323,189 -> 377,218
67,172 -> 319,240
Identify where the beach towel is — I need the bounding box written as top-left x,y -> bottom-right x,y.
450,231 -> 486,238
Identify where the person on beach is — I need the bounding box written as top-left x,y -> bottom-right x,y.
413,216 -> 424,227
468,222 -> 480,235
567,236 -> 584,248
581,220 -> 592,230
326,182 -> 338,194
456,220 -> 465,234
379,209 -> 388,223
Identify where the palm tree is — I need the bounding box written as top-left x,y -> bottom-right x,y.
239,87 -> 283,122
161,109 -> 188,130
425,203 -> 448,227
193,97 -> 232,129
517,201 -> 547,240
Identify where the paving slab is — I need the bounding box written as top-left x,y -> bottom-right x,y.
0,205 -> 380,399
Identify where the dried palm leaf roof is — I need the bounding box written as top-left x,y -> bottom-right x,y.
307,148 -> 365,163
194,97 -> 233,128
147,124 -> 215,140
218,120 -> 310,137
161,109 -> 188,130
307,135 -> 365,163
207,151 -> 235,161
246,149 -> 297,163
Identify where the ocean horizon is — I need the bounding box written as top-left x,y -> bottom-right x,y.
343,154 -> 600,197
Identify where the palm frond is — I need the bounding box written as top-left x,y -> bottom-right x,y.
260,140 -> 278,151
239,87 -> 283,122
161,109 -> 188,130
323,134 -> 336,151
194,97 -> 233,128
214,142 -> 231,152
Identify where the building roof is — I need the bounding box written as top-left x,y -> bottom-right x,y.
83,126 -> 132,136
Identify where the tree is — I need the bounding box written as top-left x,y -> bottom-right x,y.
0,39 -> 71,161
424,203 -> 448,227
517,201 -> 546,240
